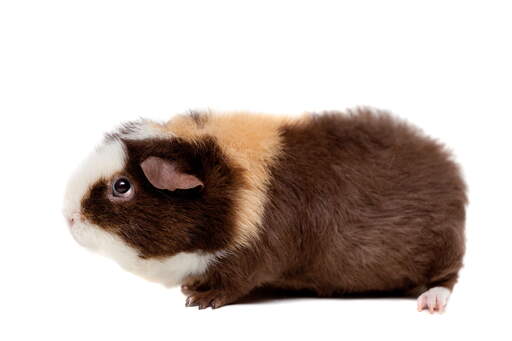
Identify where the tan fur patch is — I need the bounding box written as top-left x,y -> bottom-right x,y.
162,111 -> 309,247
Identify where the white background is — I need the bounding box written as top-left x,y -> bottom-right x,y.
1,1 -> 511,340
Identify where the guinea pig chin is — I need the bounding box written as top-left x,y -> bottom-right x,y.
67,219 -> 217,287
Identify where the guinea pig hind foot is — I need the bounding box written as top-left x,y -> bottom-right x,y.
417,287 -> 451,314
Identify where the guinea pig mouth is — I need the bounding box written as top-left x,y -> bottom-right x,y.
63,209 -> 81,227
66,217 -> 75,227
67,219 -> 99,250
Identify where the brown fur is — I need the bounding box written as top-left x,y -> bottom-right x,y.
81,109 -> 466,308
162,111 -> 305,247
82,136 -> 244,257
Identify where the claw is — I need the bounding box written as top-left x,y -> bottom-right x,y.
184,290 -> 232,310
185,296 -> 199,307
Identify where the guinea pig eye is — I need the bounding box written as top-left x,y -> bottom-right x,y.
112,178 -> 132,197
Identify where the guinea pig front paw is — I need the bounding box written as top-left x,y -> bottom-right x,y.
185,289 -> 238,310
181,278 -> 209,296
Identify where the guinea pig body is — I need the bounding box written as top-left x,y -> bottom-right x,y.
63,109 -> 466,312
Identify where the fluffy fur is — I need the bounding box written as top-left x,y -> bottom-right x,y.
63,109 -> 466,312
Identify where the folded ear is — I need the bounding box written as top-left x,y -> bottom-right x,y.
140,156 -> 203,191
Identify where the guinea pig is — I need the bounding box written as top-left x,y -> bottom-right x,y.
63,109 -> 466,313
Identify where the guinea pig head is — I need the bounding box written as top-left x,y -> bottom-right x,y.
62,120 -> 238,286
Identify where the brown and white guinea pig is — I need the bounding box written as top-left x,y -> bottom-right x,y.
63,109 -> 466,313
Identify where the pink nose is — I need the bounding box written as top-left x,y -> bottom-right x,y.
67,217 -> 75,227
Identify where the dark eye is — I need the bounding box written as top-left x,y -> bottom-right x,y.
112,178 -> 132,197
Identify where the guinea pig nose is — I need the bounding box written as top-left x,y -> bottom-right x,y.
67,217 -> 75,227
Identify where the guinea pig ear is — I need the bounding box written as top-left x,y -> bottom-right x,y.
140,156 -> 204,191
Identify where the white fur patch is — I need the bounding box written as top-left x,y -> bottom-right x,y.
69,220 -> 214,286
63,139 -> 127,220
